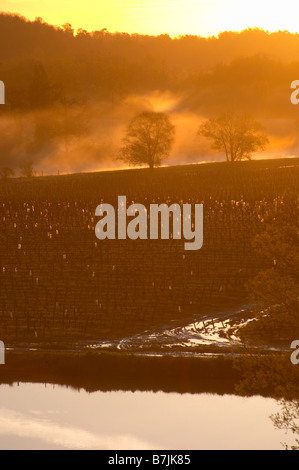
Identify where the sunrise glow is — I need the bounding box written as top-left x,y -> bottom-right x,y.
2,0 -> 299,37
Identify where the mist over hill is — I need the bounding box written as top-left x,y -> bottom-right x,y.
0,12 -> 299,174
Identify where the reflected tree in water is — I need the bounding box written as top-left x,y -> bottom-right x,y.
271,399 -> 299,450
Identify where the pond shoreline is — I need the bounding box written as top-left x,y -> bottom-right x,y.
0,349 -> 283,397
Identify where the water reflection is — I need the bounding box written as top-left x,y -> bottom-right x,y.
0,383 -> 290,450
0,408 -> 154,450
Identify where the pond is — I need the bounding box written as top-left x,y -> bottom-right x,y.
0,383 -> 290,450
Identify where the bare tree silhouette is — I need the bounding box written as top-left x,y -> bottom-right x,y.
198,113 -> 269,162
119,111 -> 175,170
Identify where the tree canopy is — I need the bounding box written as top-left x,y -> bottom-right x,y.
119,111 -> 175,169
198,114 -> 269,162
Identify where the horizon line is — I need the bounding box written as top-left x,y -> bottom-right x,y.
2,10 -> 299,40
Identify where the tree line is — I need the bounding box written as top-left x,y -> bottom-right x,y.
1,12 -> 299,119
1,111 -> 269,178
118,111 -> 268,169
1,12 -> 298,174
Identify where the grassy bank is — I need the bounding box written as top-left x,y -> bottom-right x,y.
1,350 -> 242,395
2,348 -> 295,398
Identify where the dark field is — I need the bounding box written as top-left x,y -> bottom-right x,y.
0,158 -> 298,345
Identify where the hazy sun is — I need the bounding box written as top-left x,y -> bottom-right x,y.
216,0 -> 299,35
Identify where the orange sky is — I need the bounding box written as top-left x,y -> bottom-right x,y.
2,0 -> 299,37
